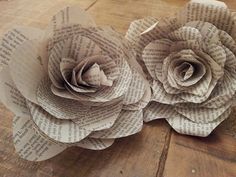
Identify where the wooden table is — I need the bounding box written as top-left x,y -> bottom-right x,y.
0,0 -> 236,176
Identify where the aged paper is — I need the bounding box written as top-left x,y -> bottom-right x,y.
127,0 -> 236,136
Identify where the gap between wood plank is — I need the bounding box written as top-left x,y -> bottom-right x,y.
156,128 -> 172,177
85,0 -> 98,11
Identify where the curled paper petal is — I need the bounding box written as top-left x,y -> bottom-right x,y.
0,68 -> 28,116
13,115 -> 66,161
90,109 -> 143,139
36,77 -> 90,120
49,6 -> 96,29
9,40 -> 45,104
72,101 -> 123,131
123,69 -> 146,105
76,138 -> 115,150
27,101 -> 91,144
166,108 -> 231,137
0,26 -> 44,70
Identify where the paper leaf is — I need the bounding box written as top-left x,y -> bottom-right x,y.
13,115 -> 66,161
90,109 -> 143,139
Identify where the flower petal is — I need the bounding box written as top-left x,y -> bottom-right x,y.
72,58 -> 132,103
142,39 -> 172,81
168,26 -> 202,41
0,67 -> 28,116
123,85 -> 151,111
36,77 -> 90,120
48,6 -> 95,30
175,102 -> 231,123
202,70 -> 236,108
206,44 -> 226,68
123,69 -> 146,105
185,21 -> 220,44
60,58 -> 97,93
177,1 -> 234,35
143,102 -> 178,122
72,100 -> 123,131
27,101 -> 91,143
76,138 -> 114,150
166,108 -> 231,137
0,26 -> 44,70
48,35 -> 102,88
9,40 -> 45,104
13,115 -> 66,161
90,109 -> 143,139
152,80 -> 186,104
125,17 -> 158,48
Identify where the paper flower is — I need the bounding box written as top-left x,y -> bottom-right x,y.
0,6 -> 150,161
126,0 -> 236,136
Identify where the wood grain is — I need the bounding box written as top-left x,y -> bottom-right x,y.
0,0 -> 236,177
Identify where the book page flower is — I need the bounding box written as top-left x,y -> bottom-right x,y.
0,6 -> 150,161
126,0 -> 236,136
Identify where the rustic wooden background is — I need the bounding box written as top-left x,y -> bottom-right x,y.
0,0 -> 236,177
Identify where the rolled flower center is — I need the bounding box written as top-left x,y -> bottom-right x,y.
175,62 -> 194,81
60,55 -> 119,93
72,62 -> 113,88
166,50 -> 207,88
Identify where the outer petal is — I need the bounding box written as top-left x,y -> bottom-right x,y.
76,138 -> 114,150
9,40 -> 46,104
13,115 -> 66,161
72,100 -> 123,131
27,101 -> 91,144
36,77 -> 90,120
48,6 -> 96,30
174,102 -> 231,123
90,109 -> 143,139
143,102 -> 178,122
0,67 -> 28,115
125,17 -> 158,47
123,69 -> 146,105
142,39 -> 172,80
152,80 -> 186,104
0,26 -> 44,70
123,85 -> 151,111
177,1 -> 234,36
166,108 -> 231,137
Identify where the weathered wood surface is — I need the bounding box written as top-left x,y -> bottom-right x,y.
0,0 -> 236,177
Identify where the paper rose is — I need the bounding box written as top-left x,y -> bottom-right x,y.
0,6 -> 150,161
126,0 -> 236,136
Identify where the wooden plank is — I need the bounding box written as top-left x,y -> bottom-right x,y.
163,132 -> 236,177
